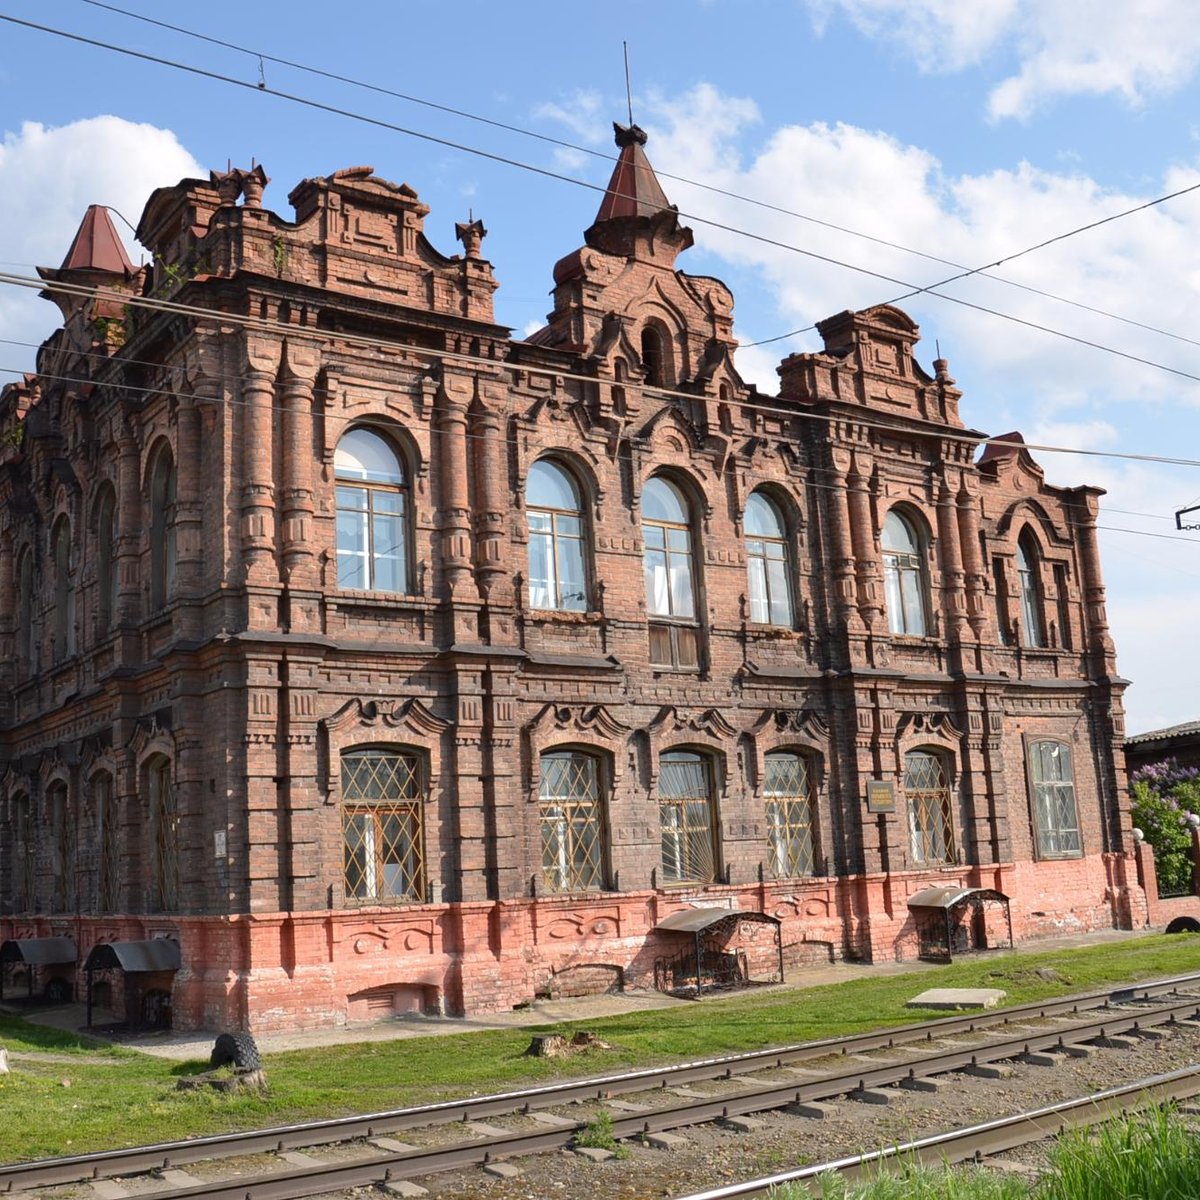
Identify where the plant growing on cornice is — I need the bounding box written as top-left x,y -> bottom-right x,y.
272,234 -> 287,278
0,423 -> 24,450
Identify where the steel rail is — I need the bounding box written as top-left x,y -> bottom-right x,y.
13,996 -> 1200,1199
672,1064 -> 1200,1199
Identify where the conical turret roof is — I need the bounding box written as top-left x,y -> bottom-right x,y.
59,204 -> 135,275
592,123 -> 672,224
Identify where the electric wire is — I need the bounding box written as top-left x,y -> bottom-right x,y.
7,12 -> 1200,394
78,0 -> 1200,358
9,268 -> 1200,476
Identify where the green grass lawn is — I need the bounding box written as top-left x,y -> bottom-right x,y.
3,933 -> 1199,1164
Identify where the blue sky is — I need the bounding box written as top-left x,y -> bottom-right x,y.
3,0 -> 1200,735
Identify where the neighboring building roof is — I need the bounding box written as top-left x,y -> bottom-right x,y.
1126,720 -> 1200,745
59,204 -> 135,275
592,122 -> 672,224
84,938 -> 181,973
0,937 -> 77,965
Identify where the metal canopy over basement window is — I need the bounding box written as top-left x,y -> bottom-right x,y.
0,937 -> 77,1002
651,908 -> 783,997
83,938 -> 181,1030
907,886 -> 1014,963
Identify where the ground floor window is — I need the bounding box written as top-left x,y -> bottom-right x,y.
905,750 -> 956,866
659,751 -> 718,884
342,749 -> 425,903
539,751 -> 605,892
1028,740 -> 1082,857
764,752 -> 817,877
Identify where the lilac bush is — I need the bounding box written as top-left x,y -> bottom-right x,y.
1131,758 -> 1199,896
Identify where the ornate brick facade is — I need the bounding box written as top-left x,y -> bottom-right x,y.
0,127 -> 1139,1031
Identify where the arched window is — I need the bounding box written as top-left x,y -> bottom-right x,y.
341,748 -> 425,903
764,752 -> 817,877
1017,531 -> 1045,647
658,751 -> 718,885
526,460 -> 588,611
904,749 -> 955,866
643,477 -> 700,670
882,509 -> 928,636
148,756 -> 178,912
11,793 -> 34,911
52,517 -> 75,660
641,325 -> 668,387
539,751 -> 605,892
95,486 -> 117,633
47,781 -> 74,913
335,428 -> 409,592
745,492 -> 793,626
1027,740 -> 1082,858
16,548 -> 34,676
148,445 -> 177,610
93,771 -> 119,911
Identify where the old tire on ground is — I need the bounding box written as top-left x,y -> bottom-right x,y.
210,1031 -> 262,1070
1165,915 -> 1200,934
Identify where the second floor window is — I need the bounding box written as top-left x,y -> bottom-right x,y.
335,428 -> 409,592
882,509 -> 928,636
1017,532 -> 1045,647
526,460 -> 587,611
643,477 -> 699,669
745,492 -> 793,626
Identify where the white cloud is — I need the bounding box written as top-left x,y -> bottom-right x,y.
807,0 -> 1200,119
0,116 -> 203,370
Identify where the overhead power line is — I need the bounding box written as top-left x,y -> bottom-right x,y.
7,12 -> 1200,394
79,0 -> 1200,358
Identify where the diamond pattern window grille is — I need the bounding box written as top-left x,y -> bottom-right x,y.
342,751 -> 425,903
95,773 -> 119,912
49,784 -> 74,913
764,753 -> 816,877
905,751 -> 956,866
659,753 -> 717,884
13,795 -> 34,911
1028,740 -> 1082,857
150,759 -> 179,912
539,753 -> 604,893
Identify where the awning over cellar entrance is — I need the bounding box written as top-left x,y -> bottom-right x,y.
83,938 -> 181,1030
0,937 -> 77,1001
84,938 -> 181,973
652,909 -> 783,996
907,886 -> 1013,962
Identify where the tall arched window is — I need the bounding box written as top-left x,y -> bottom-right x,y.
745,492 -> 793,626
48,781 -> 74,913
148,445 -> 177,610
95,486 -> 117,633
526,460 -> 588,611
904,749 -> 955,866
92,771 -> 119,911
12,794 -> 34,911
148,756 -> 178,912
341,748 -> 425,903
882,509 -> 928,636
52,517 -> 75,660
764,752 -> 817,877
1017,531 -> 1045,647
335,428 -> 409,592
16,547 -> 34,675
641,325 -> 668,387
643,477 -> 699,669
658,751 -> 718,885
539,751 -> 605,892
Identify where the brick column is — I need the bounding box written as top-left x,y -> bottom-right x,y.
470,386 -> 511,609
957,481 -> 988,639
173,400 -> 203,596
437,375 -> 475,602
0,532 -> 13,702
239,338 -> 281,591
823,449 -> 860,634
279,342 -> 320,594
847,452 -> 882,629
1072,492 -> 1115,659
936,474 -> 967,641
115,424 -> 142,625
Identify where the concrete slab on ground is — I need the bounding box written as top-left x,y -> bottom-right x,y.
907,987 -> 1007,1010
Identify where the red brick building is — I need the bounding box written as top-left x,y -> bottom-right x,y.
0,126 -> 1141,1031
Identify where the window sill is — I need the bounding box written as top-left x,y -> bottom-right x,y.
329,590 -> 433,611
525,608 -> 602,624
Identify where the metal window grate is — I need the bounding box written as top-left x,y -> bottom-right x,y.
905,751 -> 956,865
539,753 -> 603,892
95,774 -> 119,912
659,755 -> 716,884
764,753 -> 816,877
342,751 -> 425,903
50,785 -> 74,913
150,761 -> 179,912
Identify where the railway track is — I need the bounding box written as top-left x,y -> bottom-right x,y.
673,1065 -> 1200,1199
8,970 -> 1200,1197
